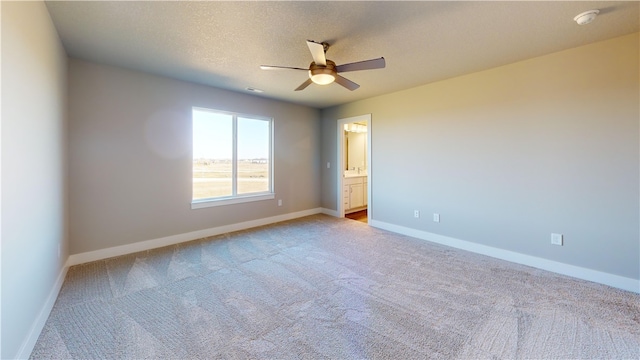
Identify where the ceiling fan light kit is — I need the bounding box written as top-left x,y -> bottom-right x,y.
574,10 -> 599,25
309,60 -> 336,85
260,39 -> 385,91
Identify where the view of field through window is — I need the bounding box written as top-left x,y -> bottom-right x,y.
193,109 -> 270,201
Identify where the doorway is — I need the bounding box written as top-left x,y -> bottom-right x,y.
337,114 -> 371,223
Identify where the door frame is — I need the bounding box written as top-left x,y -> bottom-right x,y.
337,114 -> 372,221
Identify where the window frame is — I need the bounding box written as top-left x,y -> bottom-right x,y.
191,107 -> 274,209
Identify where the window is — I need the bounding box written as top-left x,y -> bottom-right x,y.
191,107 -> 273,209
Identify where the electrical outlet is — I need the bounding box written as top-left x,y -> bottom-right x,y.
278,199 -> 282,206
433,213 -> 440,223
551,233 -> 563,246
327,162 -> 330,169
414,210 -> 420,218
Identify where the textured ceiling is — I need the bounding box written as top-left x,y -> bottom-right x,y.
45,1 -> 639,109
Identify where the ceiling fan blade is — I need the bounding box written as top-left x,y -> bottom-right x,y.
260,65 -> 308,71
334,75 -> 360,91
336,57 -> 386,73
294,78 -> 313,91
306,40 -> 326,66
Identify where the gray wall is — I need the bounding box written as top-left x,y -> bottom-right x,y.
321,33 -> 639,280
68,59 -> 321,254
1,2 -> 69,358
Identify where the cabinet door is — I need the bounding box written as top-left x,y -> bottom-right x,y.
343,185 -> 351,209
350,183 -> 364,208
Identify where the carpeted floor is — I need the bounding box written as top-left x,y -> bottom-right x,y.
31,214 -> 639,359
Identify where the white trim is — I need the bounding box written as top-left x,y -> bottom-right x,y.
366,118 -> 371,223
67,208 -> 324,266
321,207 -> 340,217
370,219 -> 640,294
16,265 -> 69,360
191,193 -> 274,209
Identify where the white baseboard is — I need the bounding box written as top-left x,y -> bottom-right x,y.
67,208 -> 325,266
320,207 -> 340,217
16,264 -> 68,360
370,219 -> 639,294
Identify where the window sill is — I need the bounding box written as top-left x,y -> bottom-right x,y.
191,193 -> 275,209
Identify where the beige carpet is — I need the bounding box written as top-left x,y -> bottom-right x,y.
31,214 -> 639,359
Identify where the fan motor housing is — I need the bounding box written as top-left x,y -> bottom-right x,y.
309,60 -> 337,76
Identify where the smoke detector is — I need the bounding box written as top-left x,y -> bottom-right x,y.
574,10 -> 599,25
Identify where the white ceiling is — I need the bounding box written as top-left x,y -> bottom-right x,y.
45,1 -> 639,109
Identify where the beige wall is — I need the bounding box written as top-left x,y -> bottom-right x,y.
1,2 -> 69,358
321,33 -> 639,280
68,59 -> 321,254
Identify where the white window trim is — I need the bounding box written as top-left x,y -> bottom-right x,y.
191,107 -> 274,209
191,192 -> 275,209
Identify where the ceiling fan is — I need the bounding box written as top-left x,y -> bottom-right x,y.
260,40 -> 386,91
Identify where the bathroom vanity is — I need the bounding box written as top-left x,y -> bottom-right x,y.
343,173 -> 367,214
